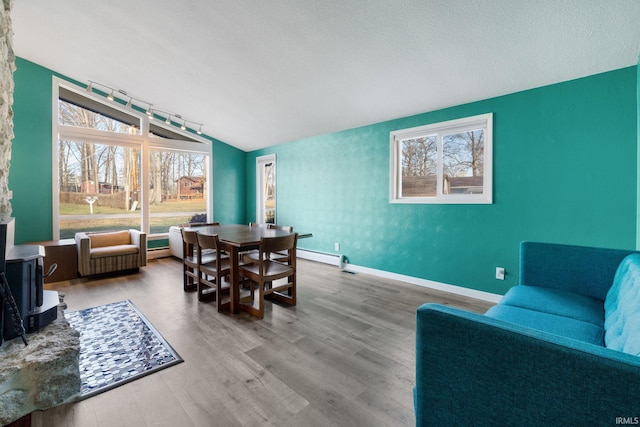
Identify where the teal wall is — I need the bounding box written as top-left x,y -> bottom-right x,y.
12,58 -> 53,243
638,54 -> 640,249
11,57 -> 246,244
247,66 -> 638,295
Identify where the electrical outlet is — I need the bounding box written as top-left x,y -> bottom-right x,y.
496,267 -> 505,280
334,242 -> 340,251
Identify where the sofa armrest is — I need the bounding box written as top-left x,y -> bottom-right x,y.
519,241 -> 638,300
129,229 -> 147,266
75,232 -> 91,276
415,303 -> 640,427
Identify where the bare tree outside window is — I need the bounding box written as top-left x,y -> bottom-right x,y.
401,135 -> 437,197
442,129 -> 484,194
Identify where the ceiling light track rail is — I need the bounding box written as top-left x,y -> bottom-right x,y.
86,80 -> 203,135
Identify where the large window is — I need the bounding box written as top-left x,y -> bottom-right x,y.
54,79 -> 212,239
390,113 -> 493,204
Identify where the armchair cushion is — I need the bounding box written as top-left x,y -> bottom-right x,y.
91,244 -> 139,258
88,230 -> 131,248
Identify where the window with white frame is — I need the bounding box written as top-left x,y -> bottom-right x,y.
390,113 -> 493,204
54,79 -> 211,239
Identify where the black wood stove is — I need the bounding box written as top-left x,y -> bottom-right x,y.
0,218 -> 58,345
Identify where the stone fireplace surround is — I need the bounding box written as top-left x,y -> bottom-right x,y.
0,305 -> 81,425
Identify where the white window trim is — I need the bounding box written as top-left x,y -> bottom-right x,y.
52,77 -> 213,240
389,113 -> 493,204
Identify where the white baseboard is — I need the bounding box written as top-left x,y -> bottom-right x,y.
297,249 -> 344,267
342,263 -> 503,304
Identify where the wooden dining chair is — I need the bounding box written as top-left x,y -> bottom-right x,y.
244,224 -> 294,263
240,222 -> 271,262
181,229 -> 215,292
186,222 -> 222,257
196,233 -> 232,309
238,233 -> 298,319
267,224 -> 293,262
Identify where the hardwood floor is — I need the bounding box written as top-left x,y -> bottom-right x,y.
33,257 -> 493,427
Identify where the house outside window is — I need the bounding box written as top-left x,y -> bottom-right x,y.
390,113 -> 493,204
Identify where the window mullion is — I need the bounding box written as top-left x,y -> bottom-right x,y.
436,133 -> 444,198
140,116 -> 150,234
396,139 -> 403,198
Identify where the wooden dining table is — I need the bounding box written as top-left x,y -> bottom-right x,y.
184,224 -> 307,314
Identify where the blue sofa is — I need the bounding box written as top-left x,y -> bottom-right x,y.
415,241 -> 640,426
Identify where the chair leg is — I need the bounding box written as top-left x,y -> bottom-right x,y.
215,274 -> 231,312
267,274 -> 296,306
184,265 -> 197,292
198,273 -> 217,302
258,280 -> 265,319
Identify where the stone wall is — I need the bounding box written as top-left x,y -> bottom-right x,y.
0,0 -> 13,222
0,306 -> 81,425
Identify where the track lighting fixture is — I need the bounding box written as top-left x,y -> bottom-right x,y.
84,80 -> 205,136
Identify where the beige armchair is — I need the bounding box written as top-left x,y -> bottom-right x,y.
75,229 -> 147,276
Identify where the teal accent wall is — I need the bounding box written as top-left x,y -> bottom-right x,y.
247,66 -> 638,295
213,140 -> 246,224
11,57 -> 246,244
637,54 -> 640,250
12,58 -> 53,243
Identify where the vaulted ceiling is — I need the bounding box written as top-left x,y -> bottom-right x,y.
11,1 -> 640,152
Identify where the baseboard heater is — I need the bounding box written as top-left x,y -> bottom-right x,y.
297,249 -> 344,268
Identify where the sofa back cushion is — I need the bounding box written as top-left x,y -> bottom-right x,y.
88,230 -> 131,248
520,241 -> 637,301
604,253 -> 640,355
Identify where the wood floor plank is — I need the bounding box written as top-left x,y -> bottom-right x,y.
31,256 -> 494,426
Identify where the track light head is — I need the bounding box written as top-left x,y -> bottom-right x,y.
197,125 -> 202,135
181,120 -> 187,131
107,90 -> 114,101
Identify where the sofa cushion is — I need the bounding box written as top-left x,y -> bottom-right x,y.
88,230 -> 131,248
500,285 -> 604,327
90,244 -> 139,259
604,253 -> 640,356
485,304 -> 605,346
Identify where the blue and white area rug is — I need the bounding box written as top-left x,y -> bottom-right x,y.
66,300 -> 183,399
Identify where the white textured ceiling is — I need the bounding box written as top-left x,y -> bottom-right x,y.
11,1 -> 640,152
